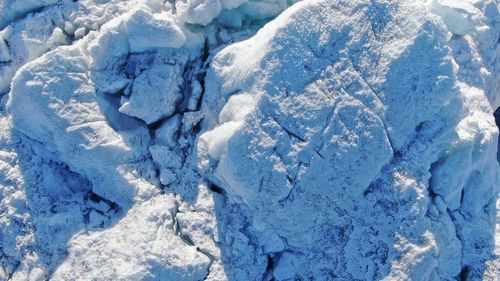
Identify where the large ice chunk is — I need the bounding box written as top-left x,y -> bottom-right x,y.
119,64 -> 183,124
125,9 -> 186,53
198,0 -> 499,279
51,195 -> 211,280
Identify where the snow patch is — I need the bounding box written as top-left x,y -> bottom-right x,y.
125,9 -> 186,53
199,121 -> 244,161
177,0 -> 223,26
428,0 -> 483,36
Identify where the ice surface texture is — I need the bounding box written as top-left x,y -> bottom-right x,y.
0,0 -> 499,280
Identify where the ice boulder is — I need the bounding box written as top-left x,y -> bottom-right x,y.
6,45 -> 157,208
119,64 -> 183,124
198,0 -> 499,279
51,195 -> 211,280
428,0 -> 483,36
124,9 -> 186,53
177,0 -> 224,25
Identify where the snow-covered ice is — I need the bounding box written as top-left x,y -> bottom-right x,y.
0,0 -> 499,280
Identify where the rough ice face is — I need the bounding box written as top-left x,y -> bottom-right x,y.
0,0 -> 284,279
0,0 -> 149,95
0,0 -> 59,30
51,195 -> 211,280
125,9 -> 186,53
119,64 -> 184,124
198,0 -> 499,279
176,0 -> 296,27
6,44 -> 158,208
428,0 -> 483,36
0,0 -> 499,280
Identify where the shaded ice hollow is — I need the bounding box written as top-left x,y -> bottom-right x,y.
0,0 -> 499,280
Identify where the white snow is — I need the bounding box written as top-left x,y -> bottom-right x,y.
0,0 -> 498,280
125,9 -> 186,53
198,0 -> 500,279
428,0 -> 483,36
218,92 -> 257,123
199,92 -> 257,160
175,0 -> 294,27
199,121 -> 244,160
51,195 -> 211,280
177,0 -> 223,26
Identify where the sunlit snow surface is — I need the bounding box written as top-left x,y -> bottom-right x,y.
0,0 -> 499,280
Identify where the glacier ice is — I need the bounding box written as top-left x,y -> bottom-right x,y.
197,0 -> 499,279
119,64 -> 184,124
0,0 -> 499,280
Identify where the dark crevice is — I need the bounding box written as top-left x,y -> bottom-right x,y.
147,115 -> 173,133
271,116 -> 306,142
85,191 -> 121,216
459,187 -> 466,207
266,255 -> 274,271
167,0 -> 177,14
262,252 -> 284,281
460,266 -> 470,281
351,59 -> 400,159
178,38 -> 211,113
195,39 -> 211,111
7,262 -> 20,280
143,36 -> 212,190
191,119 -> 203,136
97,32 -> 215,194
170,197 -> 215,280
427,155 -> 445,197
207,181 -> 225,195
0,38 -> 12,64
178,59 -> 198,112
278,159 -> 302,205
58,13 -> 77,43
171,201 -> 181,235
98,91 -> 145,132
313,148 -> 324,159
181,234 -> 195,246
197,247 -> 215,280
264,255 -> 276,281
278,187 -> 296,206
363,178 -> 383,197
448,208 -> 465,281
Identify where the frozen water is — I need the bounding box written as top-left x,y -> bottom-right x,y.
0,0 -> 498,280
